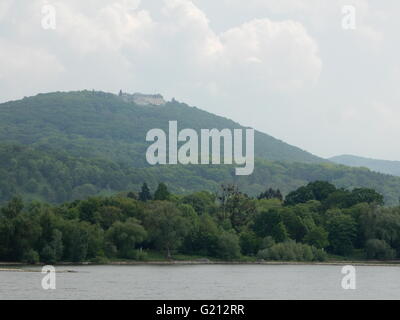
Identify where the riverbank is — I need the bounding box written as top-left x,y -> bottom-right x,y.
0,266 -> 77,273
1,259 -> 400,271
106,260 -> 400,267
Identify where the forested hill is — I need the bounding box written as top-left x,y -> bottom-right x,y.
2,90 -> 400,206
0,91 -> 323,166
2,143 -> 400,206
330,154 -> 400,177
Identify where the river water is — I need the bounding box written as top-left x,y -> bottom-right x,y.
0,264 -> 399,299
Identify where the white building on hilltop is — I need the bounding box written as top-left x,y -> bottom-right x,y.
118,91 -> 166,106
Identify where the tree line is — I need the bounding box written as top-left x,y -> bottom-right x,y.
0,181 -> 399,264
3,143 -> 400,206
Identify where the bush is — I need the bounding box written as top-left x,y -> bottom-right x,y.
366,239 -> 396,260
216,232 -> 241,260
261,236 -> 275,250
239,231 -> 261,256
126,249 -> 148,261
22,249 -> 40,264
91,255 -> 109,264
40,245 -> 56,264
257,241 -> 327,262
311,246 -> 328,261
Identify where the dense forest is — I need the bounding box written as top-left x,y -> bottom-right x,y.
1,181 -> 399,264
0,91 -> 323,166
3,143 -> 400,206
2,91 -> 400,206
1,91 -> 400,263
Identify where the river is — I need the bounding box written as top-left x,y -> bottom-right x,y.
0,264 -> 399,299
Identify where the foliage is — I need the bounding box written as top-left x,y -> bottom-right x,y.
1,91 -> 400,206
105,218 -> 147,258
139,183 -> 152,202
326,214 -> 358,256
257,241 -> 327,262
365,239 -> 396,260
143,201 -> 191,258
285,181 -> 384,208
154,183 -> 170,201
0,182 -> 399,264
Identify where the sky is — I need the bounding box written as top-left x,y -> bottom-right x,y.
0,0 -> 399,160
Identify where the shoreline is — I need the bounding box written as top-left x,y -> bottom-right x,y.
2,260 -> 400,270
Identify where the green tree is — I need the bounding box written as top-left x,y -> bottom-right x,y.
8,213 -> 42,261
239,230 -> 261,256
1,196 -> 24,219
304,226 -> 329,249
181,191 -> 216,215
284,181 -> 336,206
61,220 -> 89,262
215,232 -> 241,260
98,206 -> 123,229
154,183 -> 171,201
143,201 -> 190,258
281,209 -> 308,242
253,209 -> 289,242
365,239 -> 395,260
106,218 -> 147,258
349,188 -> 384,206
139,183 -> 152,202
41,229 -> 64,263
184,214 -> 219,257
326,214 -> 357,255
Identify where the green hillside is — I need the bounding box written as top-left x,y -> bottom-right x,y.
330,154 -> 400,177
2,143 -> 400,205
2,90 -> 400,206
0,91 -> 323,166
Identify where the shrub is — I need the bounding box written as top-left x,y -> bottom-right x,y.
257,241 -> 327,262
91,255 -> 109,264
366,239 -> 396,260
126,249 -> 148,261
22,249 -> 40,264
216,232 -> 241,260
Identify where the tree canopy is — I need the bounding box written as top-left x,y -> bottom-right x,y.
1,182 -> 398,264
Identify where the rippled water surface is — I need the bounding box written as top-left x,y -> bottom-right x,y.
1,264 -> 399,299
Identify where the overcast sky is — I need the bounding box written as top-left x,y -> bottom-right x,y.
1,0 -> 399,160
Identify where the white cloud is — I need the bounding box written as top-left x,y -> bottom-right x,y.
0,0 -> 13,21
0,38 -> 64,98
1,0 -> 399,160
53,1 -> 154,55
0,0 -> 321,99
217,19 -> 322,92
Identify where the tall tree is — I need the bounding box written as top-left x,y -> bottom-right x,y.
106,218 -> 147,258
326,214 -> 357,255
1,196 -> 24,219
143,202 -> 190,258
139,183 -> 152,202
154,183 -> 170,201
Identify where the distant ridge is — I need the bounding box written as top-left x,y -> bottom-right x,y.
330,154 -> 400,177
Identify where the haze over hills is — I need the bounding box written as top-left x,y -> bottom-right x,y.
2,90 -> 400,205
330,154 -> 400,177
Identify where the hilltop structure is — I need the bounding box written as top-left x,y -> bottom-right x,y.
118,90 -> 166,106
